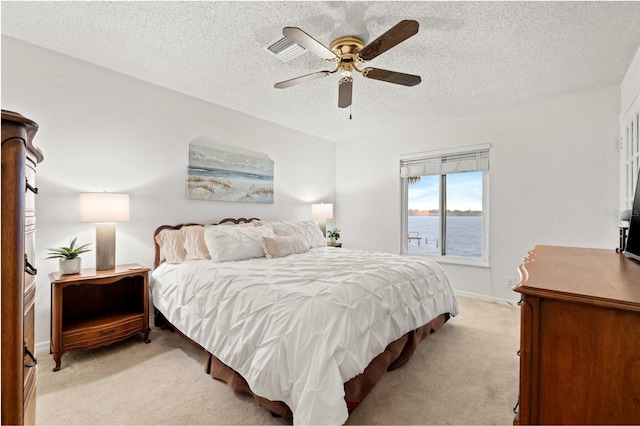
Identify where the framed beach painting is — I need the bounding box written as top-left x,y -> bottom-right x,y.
187,143 -> 274,203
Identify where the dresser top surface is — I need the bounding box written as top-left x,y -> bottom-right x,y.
514,245 -> 640,309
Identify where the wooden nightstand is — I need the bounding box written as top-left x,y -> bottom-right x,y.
49,264 -> 151,372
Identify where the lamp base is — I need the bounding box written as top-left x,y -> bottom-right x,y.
95,222 -> 116,270
316,218 -> 327,238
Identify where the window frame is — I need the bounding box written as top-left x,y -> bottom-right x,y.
400,144 -> 490,267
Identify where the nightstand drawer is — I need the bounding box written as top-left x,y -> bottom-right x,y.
63,314 -> 144,348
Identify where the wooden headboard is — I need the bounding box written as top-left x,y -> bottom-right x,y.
153,217 -> 260,269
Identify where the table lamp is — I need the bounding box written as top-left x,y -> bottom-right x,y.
312,203 -> 333,237
79,192 -> 130,270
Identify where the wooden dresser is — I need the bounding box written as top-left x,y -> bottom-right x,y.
1,110 -> 44,425
514,245 -> 640,425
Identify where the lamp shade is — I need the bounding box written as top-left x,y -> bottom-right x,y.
79,192 -> 130,222
312,203 -> 333,220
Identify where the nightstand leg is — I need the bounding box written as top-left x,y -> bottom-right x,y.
144,328 -> 151,344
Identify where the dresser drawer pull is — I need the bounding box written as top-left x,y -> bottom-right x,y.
25,178 -> 38,194
24,340 -> 37,368
99,328 -> 116,336
24,254 -> 37,276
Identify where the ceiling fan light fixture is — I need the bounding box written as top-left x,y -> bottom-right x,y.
339,61 -> 354,77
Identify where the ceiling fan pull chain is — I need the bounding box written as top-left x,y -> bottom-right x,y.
350,105 -> 352,120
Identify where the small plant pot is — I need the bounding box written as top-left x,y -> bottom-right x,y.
59,258 -> 81,275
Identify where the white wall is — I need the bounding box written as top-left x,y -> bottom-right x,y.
621,46 -> 640,115
336,85 -> 621,302
2,37 -> 337,349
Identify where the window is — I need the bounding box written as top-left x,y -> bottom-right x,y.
400,145 -> 490,264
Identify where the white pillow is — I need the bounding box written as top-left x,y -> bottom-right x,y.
270,219 -> 326,248
261,234 -> 310,259
204,224 -> 276,262
250,219 -> 286,227
181,225 -> 211,260
155,229 -> 186,264
218,221 -> 255,227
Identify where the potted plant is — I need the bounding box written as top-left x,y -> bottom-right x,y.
327,228 -> 341,246
47,237 -> 91,275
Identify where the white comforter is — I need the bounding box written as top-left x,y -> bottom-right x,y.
151,247 -> 458,425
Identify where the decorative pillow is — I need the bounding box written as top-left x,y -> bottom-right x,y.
261,234 -> 310,259
251,219 -> 286,227
155,229 -> 187,264
270,219 -> 326,248
181,225 -> 210,260
204,224 -> 276,262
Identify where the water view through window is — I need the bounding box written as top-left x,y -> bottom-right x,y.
407,171 -> 483,258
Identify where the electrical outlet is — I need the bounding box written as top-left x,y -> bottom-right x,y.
506,276 -> 517,288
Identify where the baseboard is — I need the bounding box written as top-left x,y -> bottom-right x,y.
454,289 -> 519,307
36,340 -> 51,355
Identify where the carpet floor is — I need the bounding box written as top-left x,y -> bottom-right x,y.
35,296 -> 520,425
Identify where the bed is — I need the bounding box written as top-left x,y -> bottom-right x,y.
150,218 -> 458,425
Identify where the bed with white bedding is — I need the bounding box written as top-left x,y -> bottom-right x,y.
151,218 -> 458,425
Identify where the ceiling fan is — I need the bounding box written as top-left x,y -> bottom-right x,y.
274,20 -> 422,109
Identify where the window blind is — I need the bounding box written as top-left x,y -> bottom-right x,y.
400,147 -> 490,178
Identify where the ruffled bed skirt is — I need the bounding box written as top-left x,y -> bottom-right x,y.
204,313 -> 450,418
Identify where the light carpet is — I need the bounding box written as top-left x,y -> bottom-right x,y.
36,296 -> 520,425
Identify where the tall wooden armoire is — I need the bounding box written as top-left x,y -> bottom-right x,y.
1,110 -> 44,425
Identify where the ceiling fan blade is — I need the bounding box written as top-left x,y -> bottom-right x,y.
358,20 -> 419,62
274,71 -> 332,89
283,27 -> 338,61
362,67 -> 421,87
338,77 -> 353,108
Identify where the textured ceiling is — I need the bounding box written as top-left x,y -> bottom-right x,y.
2,1 -> 640,143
